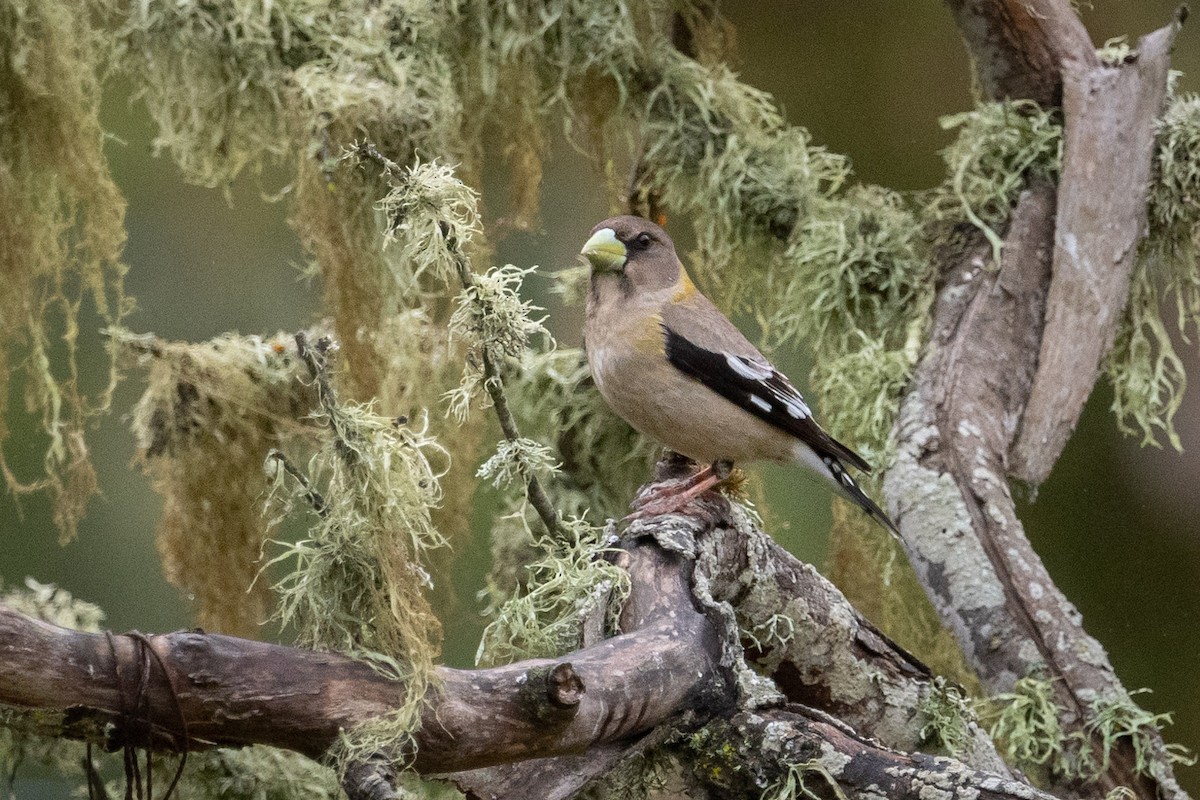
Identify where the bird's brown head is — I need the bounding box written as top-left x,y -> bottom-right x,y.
580,216 -> 682,297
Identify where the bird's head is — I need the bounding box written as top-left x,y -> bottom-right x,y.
580,216 -> 682,296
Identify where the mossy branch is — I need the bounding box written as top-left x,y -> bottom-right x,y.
451,256 -> 562,540
352,140 -> 563,540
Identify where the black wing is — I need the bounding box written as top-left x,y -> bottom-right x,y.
662,325 -> 872,473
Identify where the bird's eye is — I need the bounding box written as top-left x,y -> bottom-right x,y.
634,232 -> 653,249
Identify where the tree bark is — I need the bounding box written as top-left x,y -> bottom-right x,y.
887,4 -> 1186,798
3,493 -> 1025,799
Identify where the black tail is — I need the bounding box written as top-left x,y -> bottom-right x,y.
825,457 -> 901,539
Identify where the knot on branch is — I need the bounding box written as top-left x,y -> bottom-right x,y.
517,663 -> 585,723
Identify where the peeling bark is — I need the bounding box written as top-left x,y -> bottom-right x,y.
1011,20 -> 1182,483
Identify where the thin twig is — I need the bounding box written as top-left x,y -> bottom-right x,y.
294,332 -> 361,469
452,257 -> 562,538
267,449 -> 328,518
352,143 -> 563,538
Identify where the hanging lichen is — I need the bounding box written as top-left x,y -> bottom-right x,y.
269,337 -> 448,772
119,328 -> 318,637
923,100 -> 1062,265
475,519 -> 629,667
639,53 -> 849,297
1106,92 -> 1200,449
0,0 -> 128,542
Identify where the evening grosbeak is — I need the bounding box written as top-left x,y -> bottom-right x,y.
580,215 -> 899,535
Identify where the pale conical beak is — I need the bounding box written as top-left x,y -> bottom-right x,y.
580,228 -> 627,273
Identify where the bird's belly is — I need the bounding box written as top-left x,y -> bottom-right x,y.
591,347 -> 794,466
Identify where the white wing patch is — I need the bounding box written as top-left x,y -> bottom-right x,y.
724,353 -> 812,420
725,353 -> 773,380
782,395 -> 811,420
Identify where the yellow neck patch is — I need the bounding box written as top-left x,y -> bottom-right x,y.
672,268 -> 698,303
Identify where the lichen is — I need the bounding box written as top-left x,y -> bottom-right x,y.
174,745 -> 343,800
475,519 -> 628,666
0,577 -> 105,632
980,675 -> 1067,775
116,0 -> 460,189
446,264 -> 550,421
639,52 -> 849,298
761,759 -> 847,800
268,342 -> 448,771
923,100 -> 1062,266
918,677 -> 974,758
1076,690 -> 1196,781
1106,93 -> 1200,449
0,0 -> 128,542
118,328 -> 317,637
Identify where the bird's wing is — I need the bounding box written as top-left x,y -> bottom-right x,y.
660,300 -> 872,474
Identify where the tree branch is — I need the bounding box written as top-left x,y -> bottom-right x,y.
890,5 -> 1188,798
0,531 -> 721,775
1011,16 -> 1183,483
692,705 -> 1054,800
944,0 -> 1097,106
2,488 -> 1026,798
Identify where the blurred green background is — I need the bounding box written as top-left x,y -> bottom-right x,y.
2,1 -> 1197,796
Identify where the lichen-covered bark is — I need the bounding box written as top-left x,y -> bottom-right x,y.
0,495 -> 1028,800
888,7 -> 1188,797
687,706 -> 1054,800
692,504 -> 1010,776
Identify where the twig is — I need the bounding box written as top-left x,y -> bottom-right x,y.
266,449 -> 328,518
352,142 -> 563,538
451,256 -> 562,538
294,332 -> 361,469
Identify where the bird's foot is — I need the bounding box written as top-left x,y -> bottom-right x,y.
624,460 -> 730,522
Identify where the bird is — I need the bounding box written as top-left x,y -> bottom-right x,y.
579,214 -> 899,536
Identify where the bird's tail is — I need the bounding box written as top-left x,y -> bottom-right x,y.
823,456 -> 901,539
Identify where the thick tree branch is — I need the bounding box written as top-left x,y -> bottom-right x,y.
688,499 -> 1014,777
0,534 -> 722,775
1011,17 -> 1182,483
889,5 -> 1187,798
692,705 -> 1055,800
1,489 -> 1029,798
